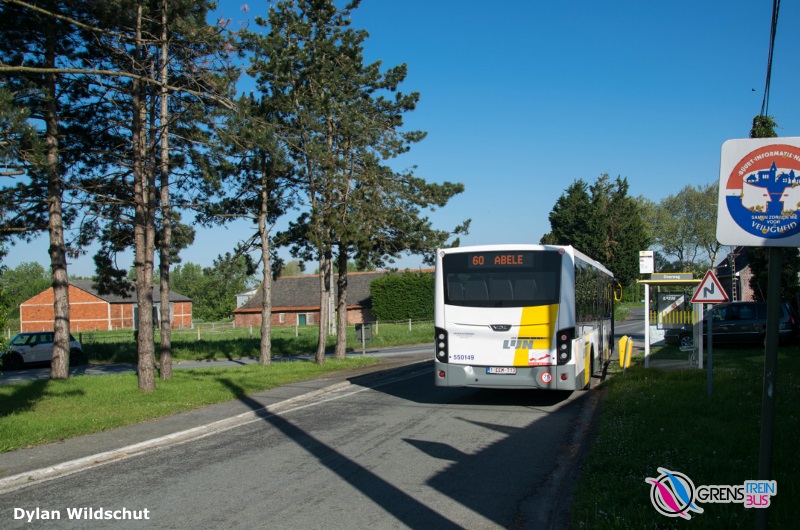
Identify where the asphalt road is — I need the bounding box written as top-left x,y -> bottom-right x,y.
1,359 -> 597,529
0,313 -> 648,528
614,307 -> 646,348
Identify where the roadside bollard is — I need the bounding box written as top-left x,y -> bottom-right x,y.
625,336 -> 633,372
618,336 -> 633,370
618,336 -> 628,368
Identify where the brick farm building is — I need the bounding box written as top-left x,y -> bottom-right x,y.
234,271 -> 388,328
20,280 -> 192,332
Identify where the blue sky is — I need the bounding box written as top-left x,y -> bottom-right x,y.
5,0 -> 800,277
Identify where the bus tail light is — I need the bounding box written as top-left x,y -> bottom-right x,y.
435,327 -> 448,363
556,327 -> 574,365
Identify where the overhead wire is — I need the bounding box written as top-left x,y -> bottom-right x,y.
760,0 -> 780,117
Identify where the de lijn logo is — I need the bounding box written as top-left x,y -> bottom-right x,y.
722,143 -> 800,240
646,467 -> 777,520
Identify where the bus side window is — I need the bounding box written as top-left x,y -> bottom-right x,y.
489,279 -> 513,301
464,279 -> 489,301
447,278 -> 465,301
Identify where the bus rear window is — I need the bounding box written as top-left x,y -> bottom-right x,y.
442,251 -> 561,308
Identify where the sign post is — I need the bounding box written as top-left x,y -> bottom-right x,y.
717,137 -> 800,528
691,270 -> 729,396
355,323 -> 372,355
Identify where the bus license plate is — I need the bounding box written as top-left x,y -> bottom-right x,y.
486,367 -> 516,375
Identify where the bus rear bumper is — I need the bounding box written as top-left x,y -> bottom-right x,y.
434,361 -> 581,390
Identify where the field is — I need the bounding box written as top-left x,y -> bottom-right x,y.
571,342 -> 799,529
76,320 -> 433,363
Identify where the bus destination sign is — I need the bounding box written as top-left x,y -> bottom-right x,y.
467,252 -> 533,269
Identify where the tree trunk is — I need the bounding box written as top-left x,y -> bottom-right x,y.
44,29 -> 70,380
258,168 -> 272,366
315,248 -> 332,364
158,0 -> 172,381
334,247 -> 348,360
133,0 -> 155,392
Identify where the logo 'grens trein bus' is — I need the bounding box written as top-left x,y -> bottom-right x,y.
645,468 -> 777,520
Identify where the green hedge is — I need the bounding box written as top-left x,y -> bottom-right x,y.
371,271 -> 434,321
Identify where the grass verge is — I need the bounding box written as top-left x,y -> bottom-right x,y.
81,322 -> 433,363
0,357 -> 379,453
571,344 -> 799,528
614,302 -> 636,322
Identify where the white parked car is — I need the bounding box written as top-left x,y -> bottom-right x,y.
1,332 -> 85,370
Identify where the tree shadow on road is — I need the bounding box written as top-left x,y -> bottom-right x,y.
217,377 -> 465,530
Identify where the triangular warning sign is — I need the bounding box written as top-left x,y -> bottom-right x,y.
691,270 -> 730,303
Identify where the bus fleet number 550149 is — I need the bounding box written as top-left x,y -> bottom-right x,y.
434,244 -> 619,391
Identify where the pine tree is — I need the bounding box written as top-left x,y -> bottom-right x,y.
198,91 -> 293,365
249,0 -> 467,361
542,175 -> 648,285
589,175 -> 649,285
0,0 -> 101,379
76,0 -> 233,391
540,179 -> 594,252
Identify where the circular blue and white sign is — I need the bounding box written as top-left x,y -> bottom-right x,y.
717,138 -> 800,247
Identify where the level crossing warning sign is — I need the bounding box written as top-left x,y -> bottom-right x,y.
691,270 -> 729,304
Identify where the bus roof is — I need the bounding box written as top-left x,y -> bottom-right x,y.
437,244 -> 614,278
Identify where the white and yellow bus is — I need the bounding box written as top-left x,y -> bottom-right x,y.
434,244 -> 617,390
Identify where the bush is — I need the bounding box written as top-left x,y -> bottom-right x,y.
369,271 -> 434,321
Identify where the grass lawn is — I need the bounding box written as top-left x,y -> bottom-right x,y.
614,302 -> 635,322
0,357 -> 379,453
79,321 -> 433,363
571,343 -> 799,529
